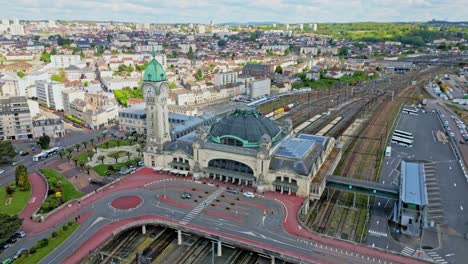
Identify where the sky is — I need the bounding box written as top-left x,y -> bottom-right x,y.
0,0 -> 466,23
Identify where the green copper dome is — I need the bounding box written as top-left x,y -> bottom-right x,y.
209,108 -> 283,148
143,51 -> 167,82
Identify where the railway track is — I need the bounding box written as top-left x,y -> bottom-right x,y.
308,67 -> 450,242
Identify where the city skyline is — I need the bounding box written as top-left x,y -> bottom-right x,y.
1,0 -> 467,24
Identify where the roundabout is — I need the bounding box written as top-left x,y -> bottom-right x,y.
110,195 -> 143,210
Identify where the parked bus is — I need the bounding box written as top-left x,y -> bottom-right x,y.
391,136 -> 413,147
393,133 -> 414,140
402,108 -> 418,115
394,130 -> 413,137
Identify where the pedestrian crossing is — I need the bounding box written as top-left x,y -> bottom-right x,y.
180,188 -> 224,225
427,251 -> 448,264
368,229 -> 388,237
401,246 -> 415,256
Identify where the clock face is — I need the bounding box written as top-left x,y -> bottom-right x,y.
143,84 -> 154,97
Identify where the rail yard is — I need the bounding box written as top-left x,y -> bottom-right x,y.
84,226 -> 290,264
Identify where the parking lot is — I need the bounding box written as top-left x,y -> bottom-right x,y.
370,106 -> 468,263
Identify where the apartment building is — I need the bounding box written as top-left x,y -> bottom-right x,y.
32,118 -> 66,138
248,78 -> 271,98
50,55 -> 81,68
214,71 -> 238,87
62,88 -> 85,114
0,96 -> 33,140
35,80 -> 65,110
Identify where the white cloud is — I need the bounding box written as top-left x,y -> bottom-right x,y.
0,0 -> 466,22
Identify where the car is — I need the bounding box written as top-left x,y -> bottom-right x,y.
72,123 -> 81,128
243,192 -> 255,198
181,192 -> 192,199
226,189 -> 238,194
0,243 -> 9,250
137,161 -> 144,166
19,151 -> 29,156
13,248 -> 27,259
6,237 -> 17,244
2,258 -> 12,264
14,231 -> 26,238
0,169 -> 5,174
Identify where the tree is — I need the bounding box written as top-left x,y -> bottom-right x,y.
40,51 -> 51,63
15,165 -> 30,191
104,141 -> 110,149
58,150 -> 64,160
66,153 -> 72,162
136,147 -> 143,156
82,140 -> 88,149
73,158 -> 79,167
187,46 -> 195,60
127,152 -> 131,161
87,149 -> 94,161
83,80 -> 89,87
90,138 -> 95,146
84,165 -> 91,175
37,135 -> 51,149
74,144 -> 81,152
195,69 -> 204,81
0,214 -> 22,244
275,66 -> 283,74
98,155 -> 105,164
0,141 -> 16,164
116,140 -> 121,147
16,71 -> 25,78
93,144 -> 98,153
339,46 -> 349,57
78,161 -> 85,170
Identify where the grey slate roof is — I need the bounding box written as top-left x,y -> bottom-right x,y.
209,108 -> 281,144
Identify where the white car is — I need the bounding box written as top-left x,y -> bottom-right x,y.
0,169 -> 5,174
243,192 -> 255,198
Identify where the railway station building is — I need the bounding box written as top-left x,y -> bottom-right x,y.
142,54 -> 338,197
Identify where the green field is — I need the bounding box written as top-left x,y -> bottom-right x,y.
15,222 -> 79,264
38,168 -> 84,213
92,158 -> 141,176
73,152 -> 89,163
0,184 -> 31,215
98,139 -> 131,149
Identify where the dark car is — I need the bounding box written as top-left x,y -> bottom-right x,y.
6,237 -> 17,244
19,151 -> 29,156
0,243 -> 9,250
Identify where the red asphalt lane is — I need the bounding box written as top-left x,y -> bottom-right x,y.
20,168 -> 160,234
264,192 -> 425,264
22,168 -> 426,263
19,172 -> 48,227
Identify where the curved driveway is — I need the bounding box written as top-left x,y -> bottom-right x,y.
14,169 -> 427,264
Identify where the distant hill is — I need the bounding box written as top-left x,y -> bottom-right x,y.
425,20 -> 468,26
219,22 -> 282,26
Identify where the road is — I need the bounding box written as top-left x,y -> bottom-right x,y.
0,124 -> 117,187
0,169 -> 425,264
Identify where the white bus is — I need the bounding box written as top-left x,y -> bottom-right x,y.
394,130 -> 413,137
402,108 -> 418,115
32,152 -> 47,162
32,147 -> 61,161
391,136 -> 413,147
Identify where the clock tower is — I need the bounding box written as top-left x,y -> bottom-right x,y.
142,51 -> 171,153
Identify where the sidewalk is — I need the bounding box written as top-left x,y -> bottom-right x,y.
20,168 -> 158,234
18,172 -> 47,223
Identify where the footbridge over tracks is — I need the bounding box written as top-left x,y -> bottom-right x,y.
326,175 -> 399,200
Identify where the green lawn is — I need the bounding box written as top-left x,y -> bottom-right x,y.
38,168 -> 84,213
92,158 -> 141,176
0,184 -> 31,215
72,152 -> 89,163
15,222 -> 79,264
108,150 -> 129,158
97,139 -> 131,149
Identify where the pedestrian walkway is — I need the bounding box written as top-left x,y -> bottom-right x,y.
368,229 -> 388,237
427,251 -> 448,264
401,246 -> 416,256
180,188 -> 224,225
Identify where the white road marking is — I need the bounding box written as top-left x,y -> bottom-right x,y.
460,205 -> 464,211
28,197 -> 36,203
